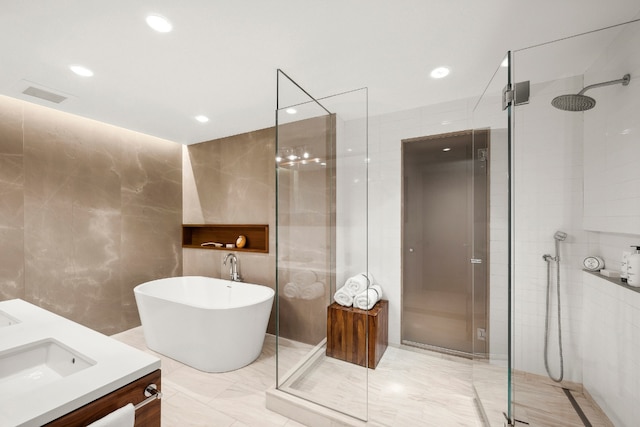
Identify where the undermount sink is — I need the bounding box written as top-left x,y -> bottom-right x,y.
0,310 -> 20,328
0,338 -> 96,397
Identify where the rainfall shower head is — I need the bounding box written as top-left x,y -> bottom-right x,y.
554,231 -> 568,241
551,94 -> 596,111
551,74 -> 631,111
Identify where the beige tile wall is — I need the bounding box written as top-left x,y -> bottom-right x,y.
0,95 -> 182,335
183,117 -> 335,343
183,127 -> 278,332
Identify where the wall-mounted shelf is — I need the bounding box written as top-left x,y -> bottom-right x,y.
182,224 -> 269,253
583,269 -> 640,294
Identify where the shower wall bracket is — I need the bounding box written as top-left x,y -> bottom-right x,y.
502,81 -> 530,110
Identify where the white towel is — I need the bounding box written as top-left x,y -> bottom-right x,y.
88,403 -> 135,427
344,273 -> 370,296
354,284 -> 382,310
300,281 -> 325,300
283,282 -> 300,298
334,285 -> 354,306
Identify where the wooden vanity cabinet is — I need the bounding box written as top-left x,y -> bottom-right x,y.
45,369 -> 161,427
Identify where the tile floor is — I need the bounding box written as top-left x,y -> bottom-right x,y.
112,327 -> 612,426
112,327 -> 309,427
279,345 -> 482,426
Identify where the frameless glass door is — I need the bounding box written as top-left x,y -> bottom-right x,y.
471,53 -> 512,426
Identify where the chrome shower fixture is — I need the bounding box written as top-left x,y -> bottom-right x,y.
551,73 -> 630,111
543,230 -> 568,383
554,231 -> 567,241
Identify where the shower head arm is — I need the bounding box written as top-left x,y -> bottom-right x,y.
578,74 -> 630,95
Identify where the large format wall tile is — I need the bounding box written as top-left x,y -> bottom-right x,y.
0,96 -> 182,335
120,131 -> 182,331
184,127 -> 277,332
0,97 -> 25,300
183,118 -> 336,344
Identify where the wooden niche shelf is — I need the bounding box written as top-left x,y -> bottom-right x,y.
182,224 -> 269,253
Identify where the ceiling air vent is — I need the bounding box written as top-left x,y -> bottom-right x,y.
22,86 -> 67,103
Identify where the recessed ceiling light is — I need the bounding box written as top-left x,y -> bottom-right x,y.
195,115 -> 209,123
430,66 -> 450,79
442,148 -> 451,152
501,57 -> 509,68
69,65 -> 93,77
275,156 -> 282,162
286,108 -> 297,114
146,14 -> 173,33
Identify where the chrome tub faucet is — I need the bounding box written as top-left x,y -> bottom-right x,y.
223,253 -> 242,282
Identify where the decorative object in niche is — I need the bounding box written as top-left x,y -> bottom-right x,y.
183,224 -> 268,253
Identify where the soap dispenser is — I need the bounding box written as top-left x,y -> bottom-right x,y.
628,246 -> 640,287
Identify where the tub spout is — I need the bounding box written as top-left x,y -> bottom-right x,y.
223,253 -> 242,282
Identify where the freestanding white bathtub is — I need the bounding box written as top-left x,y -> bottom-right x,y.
134,276 -> 274,373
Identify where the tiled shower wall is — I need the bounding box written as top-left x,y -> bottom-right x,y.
0,95 -> 182,335
581,20 -> 640,427
512,76 -> 587,383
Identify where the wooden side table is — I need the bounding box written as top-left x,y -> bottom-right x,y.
326,300 -> 388,369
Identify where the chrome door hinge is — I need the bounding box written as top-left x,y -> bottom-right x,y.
502,81 -> 530,110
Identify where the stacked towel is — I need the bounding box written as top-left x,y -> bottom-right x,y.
354,284 -> 382,310
334,272 -> 381,310
344,273 -> 373,296
334,286 -> 354,306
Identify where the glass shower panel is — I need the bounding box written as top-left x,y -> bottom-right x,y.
509,20 -> 640,426
471,53 -> 512,426
275,70 -> 369,421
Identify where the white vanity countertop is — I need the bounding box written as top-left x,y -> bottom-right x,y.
0,299 -> 160,427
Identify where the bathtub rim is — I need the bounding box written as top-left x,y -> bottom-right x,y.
133,275 -> 275,311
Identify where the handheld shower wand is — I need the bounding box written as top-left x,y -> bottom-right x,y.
542,231 -> 567,383
553,231 -> 567,261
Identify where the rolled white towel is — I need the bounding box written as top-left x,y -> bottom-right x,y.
362,272 -> 375,287
300,281 -> 325,300
354,284 -> 382,310
283,282 -> 300,299
334,285 -> 354,307
344,274 -> 369,296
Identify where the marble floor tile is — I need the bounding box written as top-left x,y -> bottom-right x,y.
111,327 -> 611,426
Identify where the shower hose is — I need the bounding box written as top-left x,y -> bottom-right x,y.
544,249 -> 564,383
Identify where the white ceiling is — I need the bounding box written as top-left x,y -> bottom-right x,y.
1,1 -> 639,144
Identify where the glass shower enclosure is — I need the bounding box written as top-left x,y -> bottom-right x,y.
474,18 -> 640,427
471,53 -> 512,425
274,70 -> 370,421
